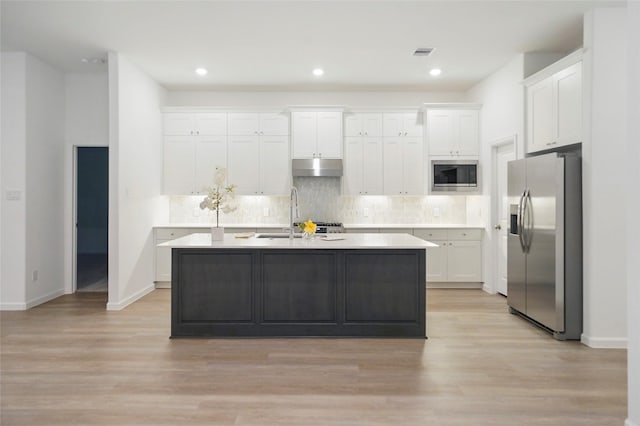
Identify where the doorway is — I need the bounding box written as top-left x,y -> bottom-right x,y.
75,147 -> 109,292
491,137 -> 516,296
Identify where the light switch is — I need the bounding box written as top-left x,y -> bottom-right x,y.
6,190 -> 21,201
363,208 -> 370,217
263,207 -> 270,217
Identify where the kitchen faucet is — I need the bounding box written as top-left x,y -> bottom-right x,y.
289,186 -> 300,240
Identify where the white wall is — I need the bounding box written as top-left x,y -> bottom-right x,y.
24,54 -> 66,306
0,53 -> 27,309
166,91 -> 465,108
63,73 -> 109,293
626,3 -> 639,424
582,8 -> 628,348
107,52 -> 167,310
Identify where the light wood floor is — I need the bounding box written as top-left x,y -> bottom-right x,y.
0,289 -> 627,425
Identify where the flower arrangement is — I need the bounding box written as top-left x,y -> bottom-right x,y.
199,167 -> 237,228
299,219 -> 317,237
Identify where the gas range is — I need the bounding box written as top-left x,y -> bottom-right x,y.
294,222 -> 345,234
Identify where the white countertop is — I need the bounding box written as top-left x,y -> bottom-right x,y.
159,232 -> 439,250
154,223 -> 483,229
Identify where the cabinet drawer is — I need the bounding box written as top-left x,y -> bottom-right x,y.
155,228 -> 196,240
413,229 -> 448,240
379,228 -> 413,234
447,229 -> 482,240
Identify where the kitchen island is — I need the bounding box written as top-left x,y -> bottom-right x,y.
160,233 -> 436,338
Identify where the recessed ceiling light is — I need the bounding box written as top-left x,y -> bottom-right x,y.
312,68 -> 324,77
429,68 -> 442,76
195,68 -> 208,76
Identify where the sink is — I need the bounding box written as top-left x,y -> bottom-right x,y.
255,233 -> 302,239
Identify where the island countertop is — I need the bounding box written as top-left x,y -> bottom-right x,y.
159,232 -> 438,250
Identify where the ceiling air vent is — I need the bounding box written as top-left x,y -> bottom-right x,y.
413,47 -> 435,57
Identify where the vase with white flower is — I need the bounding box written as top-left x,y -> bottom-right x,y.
199,167 -> 237,241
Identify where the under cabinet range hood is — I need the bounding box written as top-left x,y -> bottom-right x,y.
292,158 -> 343,177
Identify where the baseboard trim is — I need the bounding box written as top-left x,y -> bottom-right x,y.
106,284 -> 154,311
581,334 -> 628,349
427,282 -> 483,289
482,283 -> 496,294
0,302 -> 28,310
24,289 -> 66,309
154,281 -> 171,289
625,418 -> 639,426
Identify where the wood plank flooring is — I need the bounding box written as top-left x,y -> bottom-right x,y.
0,289 -> 627,425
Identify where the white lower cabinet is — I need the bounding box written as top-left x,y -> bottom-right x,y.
414,228 -> 482,284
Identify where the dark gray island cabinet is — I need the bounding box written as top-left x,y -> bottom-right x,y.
163,233 -> 435,338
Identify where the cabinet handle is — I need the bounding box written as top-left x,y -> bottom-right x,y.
398,132 -> 402,136
318,153 -> 322,157
364,132 -> 368,136
456,151 -> 459,154
196,131 -> 199,135
404,132 -> 408,136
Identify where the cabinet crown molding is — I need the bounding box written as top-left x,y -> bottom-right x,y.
523,48 -> 584,87
287,105 -> 345,112
162,106 -> 289,114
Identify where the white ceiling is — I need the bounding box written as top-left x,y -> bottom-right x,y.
0,0 -> 624,91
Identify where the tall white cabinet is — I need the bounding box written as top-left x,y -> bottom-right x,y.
525,52 -> 583,153
344,113 -> 384,195
163,113 -> 228,195
227,113 -> 290,195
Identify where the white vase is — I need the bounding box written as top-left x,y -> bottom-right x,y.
211,227 -> 225,241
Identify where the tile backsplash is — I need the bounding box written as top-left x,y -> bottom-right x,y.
169,177 -> 481,225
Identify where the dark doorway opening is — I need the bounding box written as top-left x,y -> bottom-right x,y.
76,147 -> 108,292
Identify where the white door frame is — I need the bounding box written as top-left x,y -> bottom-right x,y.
72,145 -> 109,293
489,135 -> 518,295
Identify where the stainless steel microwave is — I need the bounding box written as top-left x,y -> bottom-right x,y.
431,160 -> 479,192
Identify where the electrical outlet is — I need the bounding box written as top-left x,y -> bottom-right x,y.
32,270 -> 38,282
263,207 -> 270,217
433,207 -> 441,217
363,208 -> 370,217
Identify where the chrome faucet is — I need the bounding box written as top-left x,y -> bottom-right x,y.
289,186 -> 300,240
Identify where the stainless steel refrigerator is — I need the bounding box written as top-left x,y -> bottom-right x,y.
507,151 -> 582,340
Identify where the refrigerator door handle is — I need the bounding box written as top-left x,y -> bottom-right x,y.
518,190 -> 526,252
523,189 -> 533,253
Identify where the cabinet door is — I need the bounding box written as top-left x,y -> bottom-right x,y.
344,137 -> 363,195
164,113 -> 194,135
194,136 -> 228,195
383,137 -> 404,195
344,115 -> 362,137
228,135 -> 260,195
156,243 -> 172,281
362,137 -> 383,195
259,136 -> 290,195
164,136 -> 196,194
317,112 -> 342,158
426,109 -> 455,156
259,113 -> 289,136
426,241 -> 448,282
228,113 -> 259,136
403,112 -> 423,137
292,112 -> 317,158
456,110 -> 479,156
527,78 -> 554,153
362,113 -> 383,137
403,138 -> 424,195
196,113 -> 227,135
447,240 -> 482,281
383,113 -> 404,137
555,62 -> 582,147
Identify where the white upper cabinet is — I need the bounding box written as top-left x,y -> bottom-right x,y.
228,135 -> 290,195
164,112 -> 227,136
426,107 -> 480,156
228,112 -> 289,136
344,136 -> 383,195
383,112 -> 422,137
163,135 -> 227,195
525,54 -> 582,154
345,113 -> 383,137
291,110 -> 343,158
383,137 -> 424,195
